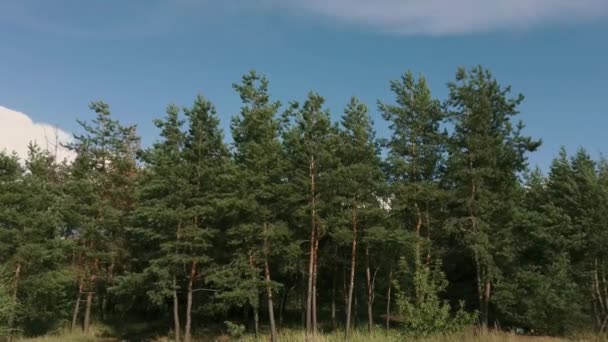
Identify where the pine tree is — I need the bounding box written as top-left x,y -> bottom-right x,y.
0,145 -> 71,339
333,97 -> 385,336
64,101 -> 139,332
379,71 -> 454,333
227,71 -> 291,341
132,104 -> 188,341
493,166 -> 584,334
180,95 -> 232,342
444,66 -> 540,330
282,92 -> 336,338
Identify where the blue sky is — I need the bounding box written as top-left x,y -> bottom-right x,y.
1,0 -> 607,170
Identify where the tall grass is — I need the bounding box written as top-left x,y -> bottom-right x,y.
15,327 -> 603,342
240,328 -> 576,342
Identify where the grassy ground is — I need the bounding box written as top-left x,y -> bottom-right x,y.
238,329 -> 581,342
16,328 -> 603,342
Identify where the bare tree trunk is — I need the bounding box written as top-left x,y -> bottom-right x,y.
173,276 -> 181,342
305,157 -> 316,340
301,280 -> 306,327
474,252 -> 486,331
84,291 -> 94,333
173,222 -> 182,342
386,268 -> 392,333
593,281 -> 602,328
424,204 -> 432,265
279,286 -> 291,327
84,257 -> 99,334
345,206 -> 358,338
331,272 -> 336,331
7,263 -> 21,342
365,246 -> 373,333
184,260 -> 196,342
253,305 -> 259,338
481,278 -> 491,331
414,205 -> 422,263
594,258 -> 606,318
249,254 -> 259,338
101,262 -> 114,321
72,278 -> 84,332
354,291 -> 358,330
312,238 -> 319,334
343,266 -> 348,322
264,242 -> 278,342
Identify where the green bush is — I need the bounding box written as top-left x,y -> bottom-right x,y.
225,320 -> 246,339
395,258 -> 476,336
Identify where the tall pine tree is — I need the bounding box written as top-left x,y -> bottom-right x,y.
444,66 -> 540,329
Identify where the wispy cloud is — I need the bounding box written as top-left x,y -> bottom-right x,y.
1,0 -> 606,37
0,106 -> 75,163
274,0 -> 608,35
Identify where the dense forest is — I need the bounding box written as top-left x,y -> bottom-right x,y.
1,66 -> 607,341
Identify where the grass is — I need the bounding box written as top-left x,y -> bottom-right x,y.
237,329 -> 576,342
16,331 -> 97,342
15,327 -> 605,342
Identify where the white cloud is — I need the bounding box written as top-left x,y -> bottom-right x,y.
1,0 -> 606,38
271,0 -> 608,34
0,106 -> 75,163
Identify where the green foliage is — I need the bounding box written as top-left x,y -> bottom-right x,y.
3,67 -> 608,341
225,320 -> 246,338
395,258 -> 475,336
0,266 -> 18,337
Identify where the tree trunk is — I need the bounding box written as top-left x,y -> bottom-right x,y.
343,266 -> 348,322
173,276 -> 181,342
7,263 -> 21,342
424,204 -> 432,264
305,157 -> 316,340
312,238 -> 319,334
279,285 -> 291,327
84,291 -> 94,333
264,244 -> 278,342
301,280 -> 306,327
101,261 -> 114,321
386,268 -> 392,333
594,258 -> 606,319
414,205 -> 422,269
354,291 -> 358,329
253,305 -> 259,338
365,246 -> 373,333
331,272 -> 336,331
72,278 -> 84,332
481,278 -> 491,331
474,253 -> 485,330
345,206 -> 357,338
84,257 -> 99,334
249,253 -> 259,337
184,260 -> 196,342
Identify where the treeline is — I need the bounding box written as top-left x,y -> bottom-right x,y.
1,66 -> 607,341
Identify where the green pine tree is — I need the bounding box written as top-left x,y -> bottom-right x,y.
444,66 -> 541,330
